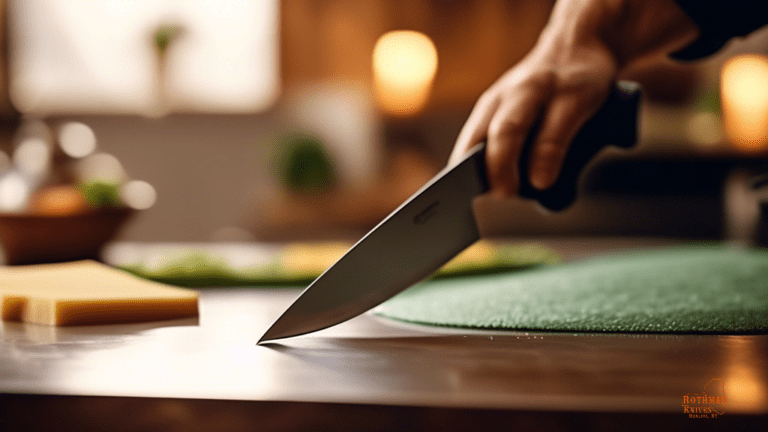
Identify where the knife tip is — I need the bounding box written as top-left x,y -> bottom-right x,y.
257,331 -> 279,345
258,324 -> 295,344
257,334 -> 283,345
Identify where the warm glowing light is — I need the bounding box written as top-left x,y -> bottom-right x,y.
373,30 -> 438,116
121,180 -> 157,210
0,172 -> 31,212
721,55 -> 768,151
29,185 -> 89,215
59,122 -> 97,158
77,153 -> 126,183
14,138 -> 51,177
723,338 -> 767,412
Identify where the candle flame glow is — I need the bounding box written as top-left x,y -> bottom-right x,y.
721,54 -> 768,151
373,31 -> 438,116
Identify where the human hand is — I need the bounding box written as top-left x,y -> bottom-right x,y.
449,0 -> 700,197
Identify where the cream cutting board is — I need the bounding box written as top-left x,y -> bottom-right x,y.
0,260 -> 198,326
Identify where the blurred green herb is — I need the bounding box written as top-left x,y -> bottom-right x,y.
122,244 -> 561,288
153,24 -> 185,54
273,133 -> 337,194
695,86 -> 721,113
79,182 -> 122,208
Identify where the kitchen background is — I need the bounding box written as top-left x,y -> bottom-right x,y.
1,0 -> 767,251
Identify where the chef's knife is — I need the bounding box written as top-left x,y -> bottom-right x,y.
259,81 -> 642,343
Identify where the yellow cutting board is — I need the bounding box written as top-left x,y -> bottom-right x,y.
0,260 -> 198,326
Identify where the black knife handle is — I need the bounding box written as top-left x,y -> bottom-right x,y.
517,80 -> 642,211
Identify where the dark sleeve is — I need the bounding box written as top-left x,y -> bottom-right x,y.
673,0 -> 768,60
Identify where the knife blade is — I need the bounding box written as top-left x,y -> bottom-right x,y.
259,81 -> 642,343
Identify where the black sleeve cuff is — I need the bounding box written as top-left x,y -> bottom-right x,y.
672,0 -> 768,60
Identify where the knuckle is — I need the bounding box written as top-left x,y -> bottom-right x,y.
476,90 -> 497,107
554,69 -> 584,90
502,70 -> 556,99
554,72 -> 607,103
529,69 -> 557,90
487,117 -> 526,143
497,67 -> 556,97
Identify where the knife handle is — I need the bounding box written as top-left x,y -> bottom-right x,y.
517,80 -> 642,211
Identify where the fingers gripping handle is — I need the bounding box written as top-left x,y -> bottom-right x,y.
517,81 -> 642,211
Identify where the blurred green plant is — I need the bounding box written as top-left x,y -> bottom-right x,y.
79,181 -> 122,208
122,243 -> 561,288
695,86 -> 722,113
153,23 -> 185,54
273,133 -> 337,194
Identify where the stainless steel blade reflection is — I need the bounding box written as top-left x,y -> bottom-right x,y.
259,144 -> 488,343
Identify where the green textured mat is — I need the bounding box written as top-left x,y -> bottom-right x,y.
374,246 -> 768,334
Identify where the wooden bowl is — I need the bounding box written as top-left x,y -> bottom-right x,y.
0,207 -> 134,265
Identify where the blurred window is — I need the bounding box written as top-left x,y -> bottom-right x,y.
8,0 -> 279,115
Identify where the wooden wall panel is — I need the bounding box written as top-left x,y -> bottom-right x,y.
281,0 -> 554,113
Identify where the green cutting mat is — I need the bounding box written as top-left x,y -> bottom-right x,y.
374,246 -> 768,334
